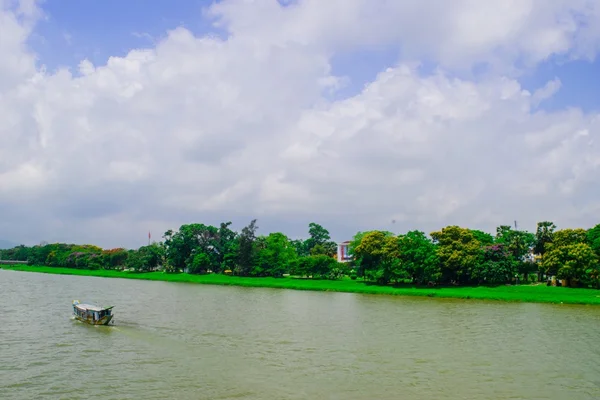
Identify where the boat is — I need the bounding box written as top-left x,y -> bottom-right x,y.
72,300 -> 114,325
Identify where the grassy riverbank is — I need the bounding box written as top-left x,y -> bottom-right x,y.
3,264 -> 600,305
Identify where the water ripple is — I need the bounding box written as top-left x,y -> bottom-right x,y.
1,270 -> 600,400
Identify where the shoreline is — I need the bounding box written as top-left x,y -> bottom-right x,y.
3,265 -> 600,305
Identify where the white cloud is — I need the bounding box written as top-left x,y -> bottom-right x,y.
531,78 -> 562,106
209,0 -> 600,73
0,0 -> 39,91
0,0 -> 600,248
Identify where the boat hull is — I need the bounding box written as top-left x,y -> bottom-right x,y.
72,300 -> 114,325
73,313 -> 114,325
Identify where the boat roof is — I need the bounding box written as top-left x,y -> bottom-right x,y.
75,303 -> 114,311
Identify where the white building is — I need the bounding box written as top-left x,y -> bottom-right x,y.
337,241 -> 352,263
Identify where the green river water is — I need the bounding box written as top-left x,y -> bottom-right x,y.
1,269 -> 600,399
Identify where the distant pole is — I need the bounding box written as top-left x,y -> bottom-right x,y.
514,220 -> 518,230
148,231 -> 151,246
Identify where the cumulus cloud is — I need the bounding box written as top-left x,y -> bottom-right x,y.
0,0 -> 599,248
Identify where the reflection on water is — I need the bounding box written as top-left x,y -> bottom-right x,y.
71,318 -> 115,333
1,269 -> 600,400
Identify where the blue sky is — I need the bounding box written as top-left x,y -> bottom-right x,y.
29,0 -> 600,113
30,0 -> 219,69
519,58 -> 600,113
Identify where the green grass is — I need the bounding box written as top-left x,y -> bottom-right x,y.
3,264 -> 600,305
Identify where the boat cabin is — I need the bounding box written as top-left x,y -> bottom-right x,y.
72,300 -> 114,325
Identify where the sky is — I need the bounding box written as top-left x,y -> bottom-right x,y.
1,0 -> 600,249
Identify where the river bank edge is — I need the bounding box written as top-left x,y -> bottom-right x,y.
3,264 -> 600,306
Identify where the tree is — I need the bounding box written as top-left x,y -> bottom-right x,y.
147,242 -> 165,270
534,221 -> 556,281
253,232 -> 297,277
310,255 -> 341,279
215,222 -> 238,273
237,219 -> 258,276
126,243 -> 164,272
587,224 -> 600,257
548,228 -> 587,250
538,228 -> 589,284
495,225 -> 513,242
353,230 -> 400,284
309,243 -> 330,256
289,239 -> 308,257
540,228 -> 596,286
430,226 -> 481,284
471,244 -> 515,284
289,256 -> 310,277
290,255 -> 341,279
189,251 -> 212,274
542,243 -> 598,287
304,222 -> 337,257
102,248 -> 129,270
163,223 -> 220,272
349,230 -> 394,269
495,226 -> 535,261
163,228 -> 189,271
534,222 -> 555,253
470,230 -> 494,246
396,230 -> 440,285
8,216 -> 600,291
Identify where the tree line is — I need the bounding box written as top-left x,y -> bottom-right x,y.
1,220 -> 600,288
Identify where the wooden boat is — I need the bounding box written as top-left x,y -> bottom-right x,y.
72,300 -> 114,325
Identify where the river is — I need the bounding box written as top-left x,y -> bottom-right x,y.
1,269 -> 600,399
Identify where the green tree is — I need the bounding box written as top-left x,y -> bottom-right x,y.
543,243 -> 598,287
495,226 -> 536,280
28,243 -> 56,265
586,224 -> 600,257
5,245 -> 33,262
540,228 -> 589,284
587,224 -> 600,257
290,239 -> 308,257
396,230 -> 440,285
253,232 -> 297,277
189,251 -> 212,274
534,221 -> 556,281
310,255 -> 341,279
237,219 -> 258,276
430,226 -> 481,284
163,229 -> 188,271
548,228 -> 587,250
470,230 -> 494,246
304,222 -> 337,257
144,242 -> 165,271
124,250 -> 144,271
125,243 -> 165,272
102,248 -> 129,270
215,222 -> 238,273
353,231 -> 400,284
291,255 -> 341,279
495,225 -> 513,243
471,244 -> 515,284
495,226 -> 535,259
163,223 -> 220,272
349,231 -> 393,269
